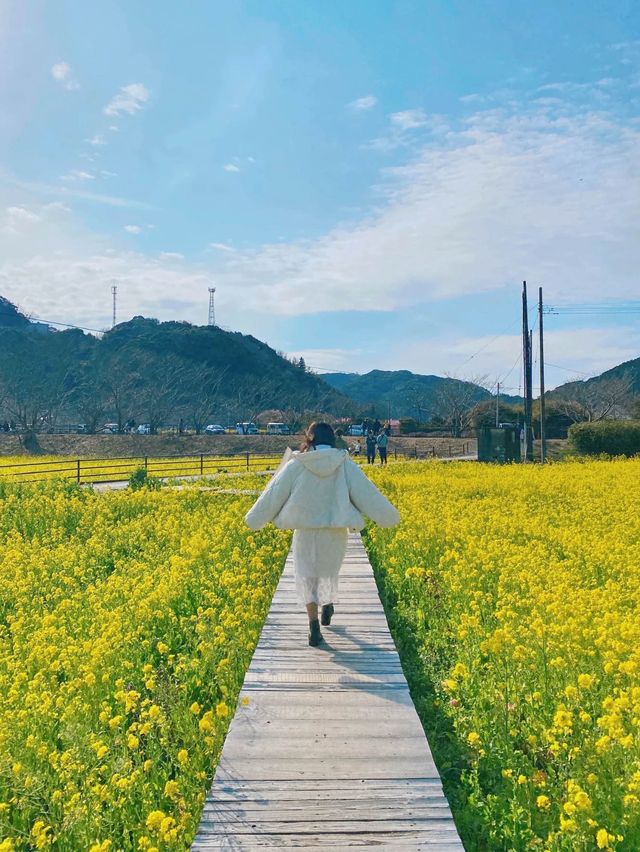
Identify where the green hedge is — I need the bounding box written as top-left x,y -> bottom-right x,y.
569,420 -> 640,456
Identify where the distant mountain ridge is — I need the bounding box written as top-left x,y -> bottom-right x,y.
321,369 -> 523,419
0,297 -> 354,432
549,356 -> 640,398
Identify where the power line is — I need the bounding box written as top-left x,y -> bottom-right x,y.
0,307 -> 106,334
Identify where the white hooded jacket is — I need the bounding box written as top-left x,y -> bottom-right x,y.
245,447 -> 400,531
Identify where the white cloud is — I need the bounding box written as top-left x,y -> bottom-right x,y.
103,83 -> 150,117
247,156 -> 256,163
51,61 -> 79,90
288,348 -> 365,373
51,62 -> 70,82
348,95 -> 377,112
209,242 -> 236,252
60,170 -> 95,182
124,225 -> 142,234
390,108 -> 428,130
159,251 -> 184,260
100,170 -> 117,178
392,327 -> 640,391
5,206 -> 41,226
223,163 -> 240,172
87,135 -> 107,146
209,99 -> 640,316
365,107 -> 443,151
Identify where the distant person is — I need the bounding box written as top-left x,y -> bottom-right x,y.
245,422 -> 399,646
352,440 -> 361,456
366,430 -> 377,465
373,418 -> 381,435
377,429 -> 389,465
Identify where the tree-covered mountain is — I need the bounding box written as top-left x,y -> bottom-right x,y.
549,357 -> 640,399
321,370 -> 523,420
0,301 -> 355,433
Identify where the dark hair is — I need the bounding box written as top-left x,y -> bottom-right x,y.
301,421 -> 336,452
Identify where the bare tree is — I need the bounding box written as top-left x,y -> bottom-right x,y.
554,376 -> 634,423
0,332 -> 74,433
133,354 -> 188,434
184,365 -> 229,433
434,375 -> 489,438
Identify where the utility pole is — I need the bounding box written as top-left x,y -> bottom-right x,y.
495,381 -> 500,428
538,286 -> 547,463
522,281 -> 534,461
111,282 -> 117,328
208,287 -> 216,326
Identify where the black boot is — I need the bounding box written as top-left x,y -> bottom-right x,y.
308,619 -> 323,646
321,603 -> 334,626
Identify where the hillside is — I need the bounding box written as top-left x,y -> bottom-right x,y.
0,300 -> 356,433
0,296 -> 32,328
549,356 -> 640,398
322,369 -> 523,419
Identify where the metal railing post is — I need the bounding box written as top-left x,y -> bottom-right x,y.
246,452 -> 250,471
76,459 -> 81,483
200,454 -> 204,475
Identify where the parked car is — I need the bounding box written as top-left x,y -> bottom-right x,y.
235,422 -> 258,435
137,424 -> 151,435
205,424 -> 225,435
100,422 -> 119,434
266,422 -> 290,435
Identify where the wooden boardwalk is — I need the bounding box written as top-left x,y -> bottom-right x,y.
192,533 -> 463,850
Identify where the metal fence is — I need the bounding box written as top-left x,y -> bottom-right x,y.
0,441 -> 475,486
0,452 -> 284,485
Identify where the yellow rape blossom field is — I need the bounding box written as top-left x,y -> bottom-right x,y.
0,479 -> 290,850
0,454 -> 283,484
365,458 -> 640,851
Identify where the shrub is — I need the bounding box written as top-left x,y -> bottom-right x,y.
128,465 -> 160,490
569,420 -> 640,456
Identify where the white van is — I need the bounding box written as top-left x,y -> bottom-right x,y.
236,422 -> 258,435
267,422 -> 290,435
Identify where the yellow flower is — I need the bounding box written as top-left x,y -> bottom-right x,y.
574,791 -> 592,811
596,828 -> 610,849
216,701 -> 229,718
145,810 -> 165,832
164,780 -> 180,799
127,735 -> 139,750
199,711 -> 215,733
536,795 -> 551,810
578,673 -> 595,689
177,749 -> 189,766
190,701 -> 201,715
467,731 -> 480,747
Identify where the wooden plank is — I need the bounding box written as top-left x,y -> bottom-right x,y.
192,532 -> 463,849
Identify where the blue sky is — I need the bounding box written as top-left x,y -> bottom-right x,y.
1,0 -> 639,391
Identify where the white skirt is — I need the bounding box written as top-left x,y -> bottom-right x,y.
292,528 -> 348,606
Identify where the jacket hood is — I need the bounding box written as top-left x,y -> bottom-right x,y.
293,448 -> 348,478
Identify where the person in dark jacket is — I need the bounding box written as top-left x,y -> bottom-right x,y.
366,430 -> 377,465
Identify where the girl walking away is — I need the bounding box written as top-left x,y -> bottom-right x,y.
245,422 -> 400,646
